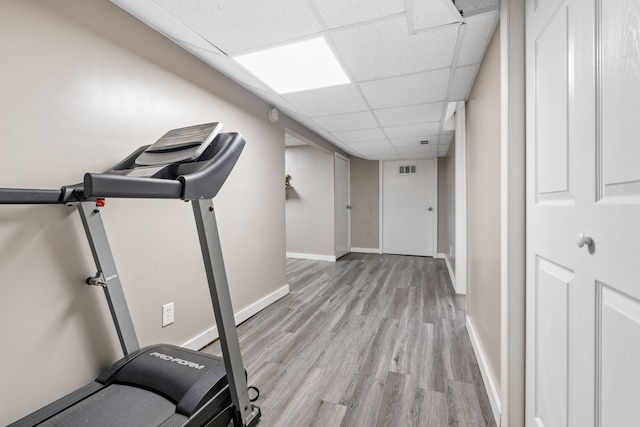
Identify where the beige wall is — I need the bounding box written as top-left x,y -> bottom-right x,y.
437,142 -> 456,271
0,0 -> 332,423
285,146 -> 335,257
350,158 -> 380,250
466,25 -> 502,394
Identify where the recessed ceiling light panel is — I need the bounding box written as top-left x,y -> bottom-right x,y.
233,37 -> 350,94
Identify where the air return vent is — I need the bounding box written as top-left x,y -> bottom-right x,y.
399,165 -> 417,174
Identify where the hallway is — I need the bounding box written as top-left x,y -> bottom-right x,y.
204,254 -> 495,426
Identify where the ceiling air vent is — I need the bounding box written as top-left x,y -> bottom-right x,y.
420,140 -> 430,145
399,165 -> 417,174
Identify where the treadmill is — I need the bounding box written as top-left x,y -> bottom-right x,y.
1,122 -> 261,427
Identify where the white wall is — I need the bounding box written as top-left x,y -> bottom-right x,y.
0,0 -> 340,423
465,25 -> 502,399
437,143 -> 456,271
285,145 -> 335,258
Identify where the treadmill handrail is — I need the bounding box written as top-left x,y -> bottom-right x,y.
0,184 -> 87,204
0,131 -> 246,204
83,174 -> 183,199
0,188 -> 66,204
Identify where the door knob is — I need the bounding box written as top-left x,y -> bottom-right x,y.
428,207 -> 433,212
576,233 -> 593,248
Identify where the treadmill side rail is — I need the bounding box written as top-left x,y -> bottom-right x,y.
78,201 -> 140,356
192,199 -> 260,427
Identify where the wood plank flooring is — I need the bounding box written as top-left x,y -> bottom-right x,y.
203,253 -> 496,427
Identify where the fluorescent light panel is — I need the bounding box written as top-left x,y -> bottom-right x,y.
233,37 -> 350,94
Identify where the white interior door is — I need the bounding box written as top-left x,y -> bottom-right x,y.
334,154 -> 349,259
382,159 -> 436,256
526,0 -> 640,426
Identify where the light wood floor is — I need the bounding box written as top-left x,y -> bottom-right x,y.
204,253 -> 496,427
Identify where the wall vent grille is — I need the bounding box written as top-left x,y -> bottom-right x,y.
399,165 -> 417,174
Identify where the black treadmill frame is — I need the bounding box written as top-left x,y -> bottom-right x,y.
2,129 -> 260,426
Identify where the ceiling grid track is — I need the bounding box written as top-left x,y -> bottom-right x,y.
111,0 -> 500,161
438,21 -> 467,149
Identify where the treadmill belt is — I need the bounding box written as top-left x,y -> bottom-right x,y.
39,384 -> 180,427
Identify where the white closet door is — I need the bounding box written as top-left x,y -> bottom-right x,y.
382,159 -> 436,256
526,0 -> 640,425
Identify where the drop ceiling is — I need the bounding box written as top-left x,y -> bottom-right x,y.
110,0 -> 499,160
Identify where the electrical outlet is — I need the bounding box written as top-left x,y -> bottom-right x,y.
162,302 -> 174,327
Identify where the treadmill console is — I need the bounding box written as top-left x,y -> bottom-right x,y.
135,122 -> 223,167
0,122 -> 245,203
81,122 -> 245,200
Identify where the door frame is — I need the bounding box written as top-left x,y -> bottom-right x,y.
379,158 -> 438,257
500,0 -> 526,426
334,153 -> 350,258
455,101 -> 468,296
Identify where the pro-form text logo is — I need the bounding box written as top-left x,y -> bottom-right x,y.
149,352 -> 205,370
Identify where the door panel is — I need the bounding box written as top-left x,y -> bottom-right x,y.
599,0 -> 640,199
527,0 -> 640,425
527,2 -> 581,424
592,1 -> 640,426
598,284 -> 640,427
382,159 -> 436,256
535,5 -> 570,200
334,155 -> 349,259
535,257 -> 572,427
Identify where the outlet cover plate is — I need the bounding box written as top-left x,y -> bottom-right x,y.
162,302 -> 174,327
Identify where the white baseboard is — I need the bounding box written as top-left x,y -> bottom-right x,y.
435,253 -> 458,293
466,316 -> 501,425
286,252 -> 336,262
350,247 -> 380,254
182,284 -> 290,350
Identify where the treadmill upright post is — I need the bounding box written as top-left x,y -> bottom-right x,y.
78,201 -> 140,356
191,199 -> 259,427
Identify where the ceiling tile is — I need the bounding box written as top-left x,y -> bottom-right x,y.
395,145 -> 440,154
331,16 -> 459,80
152,0 -> 322,53
401,151 -> 438,159
172,44 -> 270,95
384,122 -> 441,139
356,148 -> 398,157
359,68 -> 451,109
312,111 -> 378,132
442,115 -> 455,131
407,0 -> 461,31
456,0 -> 499,14
391,136 -> 440,147
311,0 -> 405,29
374,102 -> 444,126
449,65 -> 478,100
439,145 -> 451,155
370,155 -> 404,161
135,0 -> 495,163
440,132 -> 454,145
283,84 -> 368,117
333,128 -> 387,143
457,10 -> 500,66
347,140 -> 393,150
